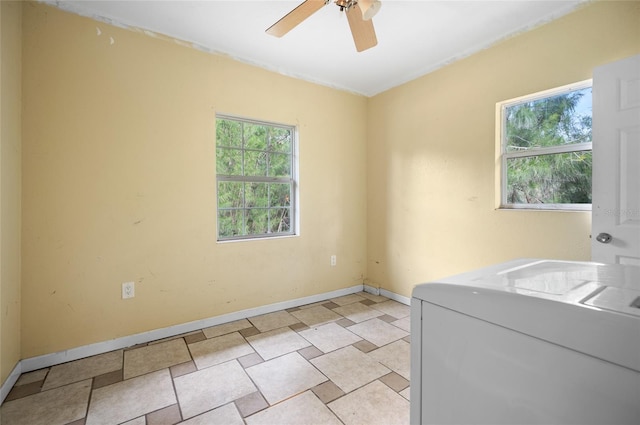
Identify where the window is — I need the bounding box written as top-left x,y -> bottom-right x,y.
216,115 -> 296,241
498,81 -> 592,210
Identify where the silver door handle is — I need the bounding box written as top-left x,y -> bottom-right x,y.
596,233 -> 612,244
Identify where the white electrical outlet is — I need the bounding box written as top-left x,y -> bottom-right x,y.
330,255 -> 337,266
122,281 -> 135,299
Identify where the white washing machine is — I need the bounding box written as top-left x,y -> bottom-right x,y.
410,259 -> 640,425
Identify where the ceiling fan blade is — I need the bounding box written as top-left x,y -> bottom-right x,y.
266,0 -> 328,38
346,4 -> 377,52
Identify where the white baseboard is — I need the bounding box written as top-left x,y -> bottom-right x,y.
0,362 -> 22,403
364,284 -> 410,306
20,284 -> 365,374
2,284 -> 408,404
380,288 -> 410,305
363,284 -> 380,296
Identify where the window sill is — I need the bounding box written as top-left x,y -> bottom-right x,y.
217,233 -> 299,244
498,204 -> 592,212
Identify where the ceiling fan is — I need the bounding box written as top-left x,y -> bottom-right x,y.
266,0 -> 382,52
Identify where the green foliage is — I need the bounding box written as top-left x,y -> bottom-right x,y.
216,118 -> 294,238
505,88 -> 592,205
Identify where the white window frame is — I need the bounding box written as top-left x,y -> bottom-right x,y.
215,113 -> 299,242
496,80 -> 593,211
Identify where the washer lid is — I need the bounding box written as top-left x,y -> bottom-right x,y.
493,260 -> 599,295
411,259 -> 640,372
584,287 -> 640,317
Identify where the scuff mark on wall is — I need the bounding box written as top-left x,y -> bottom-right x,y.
96,26 -> 101,36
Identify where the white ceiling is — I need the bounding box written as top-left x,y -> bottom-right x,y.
45,0 -> 587,97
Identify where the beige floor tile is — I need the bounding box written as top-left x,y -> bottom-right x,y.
42,350 -> 122,391
352,340 -> 378,353
245,391 -> 342,425
379,372 -> 409,392
234,391 -> 269,417
148,331 -> 201,345
93,369 -> 123,389
86,369 -> 176,425
5,380 -> 42,401
359,292 -> 390,303
298,345 -> 323,360
15,369 -> 48,386
124,339 -> 191,379
391,316 -> 411,332
246,327 -> 310,360
179,403 -> 244,425
328,380 -> 410,425
246,352 -> 327,405
240,327 -> 261,338
370,300 -> 410,319
347,318 -> 409,347
122,417 -> 146,425
330,294 -> 366,306
298,322 -> 362,353
202,319 -> 253,339
147,404 -> 181,424
170,361 -> 197,378
333,302 -> 384,323
184,331 -> 206,345
298,301 -> 329,309
188,332 -> 255,369
248,311 -> 300,332
238,352 -> 264,369
290,305 -> 342,326
311,380 -> 345,404
400,386 -> 410,400
311,345 -> 390,393
289,322 -> 309,332
174,360 -> 256,419
336,317 -> 356,327
368,340 -> 411,379
0,379 -> 91,425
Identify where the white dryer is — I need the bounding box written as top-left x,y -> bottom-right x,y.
410,259 -> 640,425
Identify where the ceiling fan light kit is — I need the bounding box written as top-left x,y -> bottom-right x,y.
266,0 -> 381,52
358,0 -> 382,20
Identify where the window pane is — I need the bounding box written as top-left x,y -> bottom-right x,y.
216,119 -> 242,148
218,181 -> 244,208
216,115 -> 295,240
244,150 -> 268,177
269,183 -> 291,207
269,127 -> 292,153
244,124 -> 268,150
246,208 -> 269,235
245,182 -> 269,208
216,147 -> 242,175
270,208 -> 291,233
506,151 -> 592,204
218,209 -> 243,238
505,87 -> 592,153
269,153 -> 291,177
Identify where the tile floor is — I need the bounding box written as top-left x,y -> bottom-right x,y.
1,292 -> 411,425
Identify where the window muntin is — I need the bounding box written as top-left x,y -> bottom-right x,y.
216,115 -> 296,240
500,81 -> 592,210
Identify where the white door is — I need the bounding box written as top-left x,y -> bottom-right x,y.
592,54 -> 640,264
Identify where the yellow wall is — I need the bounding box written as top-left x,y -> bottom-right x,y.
21,3 -> 367,358
1,1 -> 22,383
366,1 -> 640,296
15,0 -> 640,361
